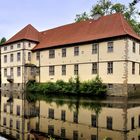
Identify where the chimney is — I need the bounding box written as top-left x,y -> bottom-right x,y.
93,14 -> 101,20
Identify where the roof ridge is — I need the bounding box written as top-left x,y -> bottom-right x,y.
119,13 -> 128,35
24,24 -> 30,39
40,19 -> 92,34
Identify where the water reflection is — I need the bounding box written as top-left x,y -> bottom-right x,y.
1,91 -> 140,140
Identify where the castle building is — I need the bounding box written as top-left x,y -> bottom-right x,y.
1,13 -> 140,96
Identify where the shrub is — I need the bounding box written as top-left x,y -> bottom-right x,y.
26,76 -> 107,97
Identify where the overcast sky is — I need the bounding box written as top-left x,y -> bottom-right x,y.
0,0 -> 139,39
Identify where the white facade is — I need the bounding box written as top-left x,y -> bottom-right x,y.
1,37 -> 140,95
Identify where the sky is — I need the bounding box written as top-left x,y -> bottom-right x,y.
0,0 -> 139,39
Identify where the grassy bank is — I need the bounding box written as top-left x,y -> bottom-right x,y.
26,76 -> 107,100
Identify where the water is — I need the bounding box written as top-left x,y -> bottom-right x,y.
1,92 -> 140,140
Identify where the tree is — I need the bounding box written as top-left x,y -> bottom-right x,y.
130,0 -> 140,6
75,0 -> 140,35
111,3 -> 126,14
91,0 -> 112,17
75,12 -> 89,22
0,37 -> 6,45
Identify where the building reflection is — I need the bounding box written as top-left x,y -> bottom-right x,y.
0,92 -> 140,140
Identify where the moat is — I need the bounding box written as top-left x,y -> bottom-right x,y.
0,91 -> 140,140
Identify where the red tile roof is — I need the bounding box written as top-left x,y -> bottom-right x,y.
4,24 -> 39,44
3,13 -> 140,50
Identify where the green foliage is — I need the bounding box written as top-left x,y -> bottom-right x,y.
130,0 -> 140,7
91,0 -> 112,16
0,37 -> 6,45
75,12 -> 89,22
26,76 -> 107,99
75,0 -> 140,35
111,3 -> 126,13
80,76 -> 107,96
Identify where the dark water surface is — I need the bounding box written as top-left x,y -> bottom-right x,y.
1,92 -> 140,140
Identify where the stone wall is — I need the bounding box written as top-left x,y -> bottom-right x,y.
2,83 -> 140,97
107,83 -> 140,97
107,84 -> 128,96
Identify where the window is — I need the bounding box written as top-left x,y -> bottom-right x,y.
62,48 -> 66,57
92,63 -> 97,74
61,128 -> 66,138
133,42 -> 136,53
27,122 -> 30,131
3,129 -> 6,134
10,54 -> 14,62
28,52 -> 31,61
36,122 -> 39,130
17,52 -> 21,61
107,62 -> 113,74
49,66 -> 55,76
61,110 -> 66,121
10,119 -> 13,128
4,103 -> 7,112
4,55 -> 7,63
73,112 -> 78,123
108,42 -> 113,52
48,125 -> 54,135
16,133 -> 20,139
131,117 -> 135,129
10,104 -> 13,114
73,131 -> 78,140
36,52 -> 40,60
139,64 -> 140,75
4,46 -> 7,51
30,67 -> 34,75
16,120 -> 20,129
108,84 -> 113,89
48,108 -> 54,119
91,135 -> 97,140
139,44 -> 140,55
62,65 -> 66,75
74,46 -> 79,56
28,42 -> 31,47
138,115 -> 140,127
74,64 -> 79,75
10,67 -> 13,76
17,67 -> 21,77
17,43 -> 20,48
3,118 -> 6,126
107,116 -> 112,130
16,105 -> 20,116
92,43 -> 98,54
132,62 -> 135,75
4,68 -> 7,77
10,45 -> 13,50
91,115 -> 97,127
49,49 -> 55,58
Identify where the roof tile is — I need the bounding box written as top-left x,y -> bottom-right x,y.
3,13 -> 140,50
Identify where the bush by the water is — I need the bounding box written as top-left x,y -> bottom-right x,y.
26,76 -> 107,97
